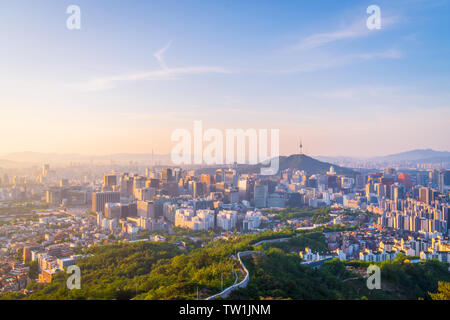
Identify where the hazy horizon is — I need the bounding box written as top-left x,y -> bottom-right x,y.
1,147 -> 449,161
1,0 -> 449,157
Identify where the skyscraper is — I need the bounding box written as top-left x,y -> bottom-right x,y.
92,191 -> 120,213
103,173 -> 117,190
200,174 -> 213,185
419,187 -> 430,204
42,164 -> 50,177
238,178 -> 249,201
215,169 -> 224,183
137,200 -> 155,219
105,203 -> 122,219
438,170 -> 450,193
254,183 -> 268,208
397,172 -> 412,189
162,168 -> 173,181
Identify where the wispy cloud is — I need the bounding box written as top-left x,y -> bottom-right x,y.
154,41 -> 172,70
348,49 -> 403,60
293,20 -> 368,51
276,49 -> 402,74
291,16 -> 400,51
70,42 -> 232,91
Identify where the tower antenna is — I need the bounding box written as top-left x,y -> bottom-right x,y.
299,138 -> 303,155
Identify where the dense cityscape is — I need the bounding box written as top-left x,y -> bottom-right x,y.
0,152 -> 449,298
2,0 -> 450,311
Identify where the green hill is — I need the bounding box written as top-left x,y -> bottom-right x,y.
238,154 -> 355,176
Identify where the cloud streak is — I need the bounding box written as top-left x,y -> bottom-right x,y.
276,49 -> 402,74
154,41 -> 172,70
291,15 -> 401,51
71,42 -> 232,91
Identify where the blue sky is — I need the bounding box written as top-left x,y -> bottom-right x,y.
0,0 -> 449,157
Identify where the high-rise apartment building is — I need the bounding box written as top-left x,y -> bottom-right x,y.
419,187 -> 430,204
42,164 -> 50,177
162,168 -> 173,181
137,200 -> 155,219
254,183 -> 268,208
104,202 -> 122,219
103,173 -> 117,189
438,170 -> 450,193
92,191 -> 120,213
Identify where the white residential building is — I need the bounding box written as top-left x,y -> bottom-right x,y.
216,210 -> 238,231
243,210 -> 262,231
175,208 -> 214,230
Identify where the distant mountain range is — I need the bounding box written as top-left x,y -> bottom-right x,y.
372,149 -> 450,162
0,151 -> 172,167
0,158 -> 29,169
317,149 -> 450,166
0,151 -> 355,177
1,149 -> 448,170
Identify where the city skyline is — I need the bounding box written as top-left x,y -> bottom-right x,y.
0,148 -> 450,165
1,0 -> 449,157
1,0 -> 450,306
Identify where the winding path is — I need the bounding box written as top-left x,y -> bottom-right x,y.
205,237 -> 291,300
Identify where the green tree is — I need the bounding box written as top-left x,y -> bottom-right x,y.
27,260 -> 39,280
429,281 -> 450,300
